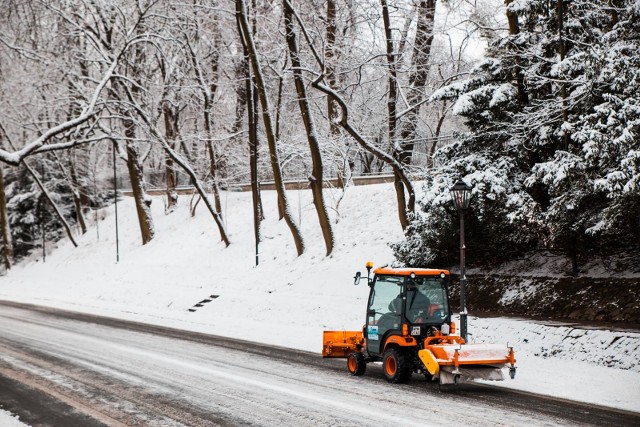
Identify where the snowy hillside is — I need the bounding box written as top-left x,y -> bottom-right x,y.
0,183 -> 639,413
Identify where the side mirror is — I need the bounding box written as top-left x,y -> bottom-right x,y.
354,271 -> 361,285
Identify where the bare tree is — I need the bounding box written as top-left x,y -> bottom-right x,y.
283,0 -> 335,256
236,13 -> 264,256
184,23 -> 225,218
162,102 -> 179,211
380,0 -> 412,230
115,12 -> 157,246
325,0 -> 349,188
0,0 -> 493,258
397,0 -> 437,165
158,50 -> 182,211
122,123 -> 155,245
67,152 -> 89,234
237,0 -> 305,256
0,159 -> 12,270
119,88 -> 231,246
283,0 -> 415,231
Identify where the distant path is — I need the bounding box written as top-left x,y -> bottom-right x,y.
121,173 -> 397,195
1,301 -> 638,426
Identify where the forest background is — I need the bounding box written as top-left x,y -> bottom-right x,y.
0,0 -> 638,283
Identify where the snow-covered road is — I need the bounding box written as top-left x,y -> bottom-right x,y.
1,303 -> 637,426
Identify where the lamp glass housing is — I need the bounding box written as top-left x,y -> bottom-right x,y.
450,180 -> 472,211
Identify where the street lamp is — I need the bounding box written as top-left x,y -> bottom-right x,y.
450,180 -> 472,342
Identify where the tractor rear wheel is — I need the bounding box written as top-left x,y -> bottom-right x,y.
382,348 -> 412,383
347,351 -> 366,376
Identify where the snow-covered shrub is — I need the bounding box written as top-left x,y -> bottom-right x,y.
392,157 -> 538,267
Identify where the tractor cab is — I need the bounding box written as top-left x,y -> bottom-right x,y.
363,266 -> 452,357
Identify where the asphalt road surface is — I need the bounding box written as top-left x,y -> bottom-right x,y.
0,301 -> 638,426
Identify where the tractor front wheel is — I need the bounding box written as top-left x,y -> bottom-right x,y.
347,351 -> 366,376
382,348 -> 412,383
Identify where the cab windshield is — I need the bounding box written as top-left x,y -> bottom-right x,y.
405,276 -> 448,323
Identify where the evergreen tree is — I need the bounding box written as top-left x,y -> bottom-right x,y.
5,164 -> 65,260
394,0 -> 639,270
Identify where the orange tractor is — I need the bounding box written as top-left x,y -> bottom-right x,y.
323,263 -> 516,385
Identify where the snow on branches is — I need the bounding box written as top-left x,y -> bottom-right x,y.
395,0 -> 640,270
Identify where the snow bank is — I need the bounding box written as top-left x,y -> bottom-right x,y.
471,317 -> 639,371
0,410 -> 27,427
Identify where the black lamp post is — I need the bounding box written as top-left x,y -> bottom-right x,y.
450,180 -> 472,342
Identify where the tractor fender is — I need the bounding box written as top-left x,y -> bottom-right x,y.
383,335 -> 417,352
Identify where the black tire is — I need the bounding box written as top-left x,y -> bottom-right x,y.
347,351 -> 367,376
382,348 -> 412,383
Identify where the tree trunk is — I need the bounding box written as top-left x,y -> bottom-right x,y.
123,121 -> 155,245
0,163 -> 12,270
251,79 -> 265,223
608,0 -> 620,25
398,0 -> 437,166
248,72 -> 263,246
283,0 -> 416,231
206,140 -> 223,215
427,112 -> 447,168
238,18 -> 264,249
237,0 -> 305,256
505,0 -> 520,34
246,0 -> 266,225
381,0 -> 399,150
284,0 -> 335,256
50,150 -> 88,236
382,0 -> 410,230
162,104 -> 179,210
557,0 -> 570,150
232,59 -> 248,135
325,0 -> 349,188
273,59 -> 287,220
204,94 -> 223,218
185,31 -> 224,218
505,0 -> 528,105
68,151 -> 88,234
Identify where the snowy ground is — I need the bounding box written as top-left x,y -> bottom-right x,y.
0,410 -> 26,427
0,183 -> 639,420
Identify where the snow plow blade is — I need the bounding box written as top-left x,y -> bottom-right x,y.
419,338 -> 516,385
322,330 -> 364,358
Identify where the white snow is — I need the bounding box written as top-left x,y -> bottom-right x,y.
0,410 -> 27,427
0,183 -> 639,416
